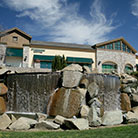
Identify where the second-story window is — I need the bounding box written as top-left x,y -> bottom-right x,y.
13,36 -> 18,42
115,41 -> 121,50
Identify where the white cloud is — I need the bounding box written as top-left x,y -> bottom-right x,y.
131,0 -> 138,16
3,0 -> 117,45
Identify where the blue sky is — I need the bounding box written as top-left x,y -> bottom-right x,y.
0,0 -> 138,51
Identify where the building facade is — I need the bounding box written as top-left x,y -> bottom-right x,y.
0,27 -> 138,74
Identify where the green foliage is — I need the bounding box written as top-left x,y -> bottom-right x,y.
52,55 -> 67,71
131,71 -> 138,79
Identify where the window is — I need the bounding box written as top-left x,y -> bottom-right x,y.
122,43 -> 126,52
127,46 -> 131,53
107,43 -> 113,50
99,45 -> 105,49
115,41 -> 121,50
102,62 -> 117,73
13,36 -> 18,42
125,64 -> 133,73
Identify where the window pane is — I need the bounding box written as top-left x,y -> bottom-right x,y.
107,43 -> 113,49
115,41 -> 121,50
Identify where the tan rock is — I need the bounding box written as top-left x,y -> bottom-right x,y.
0,83 -> 8,95
80,105 -> 90,118
0,96 -> 6,114
54,115 -> 66,125
0,113 -> 12,130
47,87 -> 82,118
121,93 -> 131,112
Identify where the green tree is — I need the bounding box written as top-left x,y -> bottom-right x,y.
52,55 -> 67,71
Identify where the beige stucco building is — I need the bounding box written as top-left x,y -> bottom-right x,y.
0,27 -> 138,74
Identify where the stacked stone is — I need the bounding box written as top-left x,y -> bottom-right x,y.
120,73 -> 138,123
0,83 -> 8,114
47,64 -> 123,128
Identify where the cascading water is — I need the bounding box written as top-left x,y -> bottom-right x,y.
5,72 -> 61,113
5,72 -> 120,114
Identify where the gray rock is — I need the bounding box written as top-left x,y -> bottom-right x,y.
132,94 -> 138,103
126,110 -> 138,123
35,121 -> 60,130
54,115 -> 66,125
80,105 -> 90,118
64,118 -> 89,130
102,110 -> 123,126
9,117 -> 37,130
62,64 -> 83,72
77,88 -> 87,105
62,71 -> 83,88
0,113 -> 12,130
87,82 -> 99,98
123,87 -> 132,94
121,74 -> 137,84
88,106 -> 101,127
36,113 -> 47,122
79,78 -> 89,89
131,88 -> 137,94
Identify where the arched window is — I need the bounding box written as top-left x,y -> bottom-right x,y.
102,62 -> 117,73
124,64 -> 133,73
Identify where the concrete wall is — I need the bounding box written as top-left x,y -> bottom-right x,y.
28,46 -> 96,69
0,32 -> 30,48
96,49 -> 136,74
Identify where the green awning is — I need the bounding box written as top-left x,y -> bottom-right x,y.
6,48 -> 23,57
66,57 -> 93,64
34,55 -> 55,61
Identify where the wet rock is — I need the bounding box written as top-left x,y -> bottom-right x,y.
62,64 -> 83,72
83,66 -> 91,73
79,78 -> 89,89
9,117 -> 37,130
0,96 -> 6,114
88,106 -> 101,127
64,118 -> 89,130
62,71 -> 83,88
87,82 -> 99,98
36,113 -> 47,122
102,110 -> 123,126
47,87 -> 82,118
121,93 -> 131,112
35,120 -> 60,130
0,113 -> 12,130
0,83 -> 8,95
80,105 -> 90,118
54,115 -> 66,125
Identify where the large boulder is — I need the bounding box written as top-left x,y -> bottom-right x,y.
0,96 -> 6,114
35,121 -> 60,130
87,82 -> 99,98
64,118 -> 89,130
0,113 -> 12,130
47,87 -> 82,118
9,117 -> 37,130
62,71 -> 83,88
121,93 -> 131,112
62,64 -> 83,72
102,110 -> 123,126
0,83 -> 8,95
